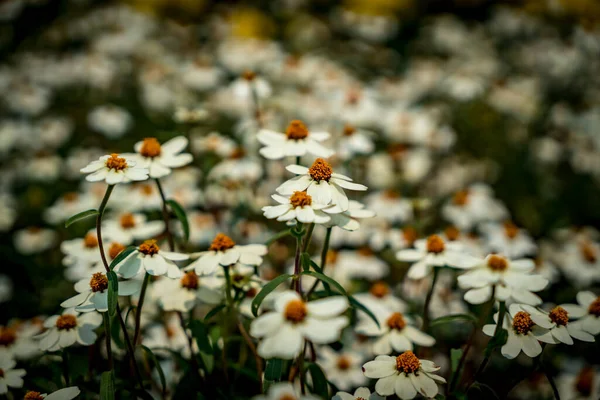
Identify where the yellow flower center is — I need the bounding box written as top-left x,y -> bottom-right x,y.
289,191 -> 312,208
140,138 -> 162,158
426,234 -> 445,254
588,297 -> 600,317
386,312 -> 407,331
308,158 -> 333,182
549,306 -> 569,326
180,271 -> 199,290
403,227 -> 417,246
0,327 -> 17,346
336,356 -> 351,370
209,233 -> 236,252
445,226 -> 460,241
395,351 -> 420,374
487,255 -> 508,272
284,299 -> 307,324
83,233 -> 99,248
503,221 -> 519,239
285,120 -> 309,140
120,213 -> 136,229
453,190 -> 469,206
106,153 -> 128,171
56,315 -> 77,331
369,282 -> 389,298
24,391 -> 44,400
89,273 -> 109,293
342,124 -> 355,136
580,241 -> 597,264
108,242 -> 126,260
512,311 -> 534,335
139,240 -> 160,256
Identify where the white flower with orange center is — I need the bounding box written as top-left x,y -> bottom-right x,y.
323,200 -> 375,231
80,153 -> 148,185
519,304 -> 595,345
257,120 -> 334,160
276,158 -> 367,212
186,233 -> 267,275
458,254 -> 548,305
353,282 -> 408,313
481,221 -> 537,258
262,191 -> 331,224
362,351 -> 445,399
249,291 -> 349,360
22,387 -> 80,400
132,136 -> 193,178
441,184 -> 508,230
557,291 -> 600,335
60,272 -> 142,313
396,234 -> 476,279
113,240 -> 188,279
61,232 -> 103,268
153,271 -> 223,312
355,306 -> 435,354
0,351 -> 26,395
36,308 -> 101,351
101,212 -> 164,245
317,347 -> 368,391
332,387 -> 384,400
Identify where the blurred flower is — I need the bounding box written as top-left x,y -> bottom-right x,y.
258,120 -> 334,160
87,105 -> 132,139
317,347 -> 367,391
0,351 -> 26,394
14,227 -> 57,255
333,387 -> 384,400
36,309 -> 101,351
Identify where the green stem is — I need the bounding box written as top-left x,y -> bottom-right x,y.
306,227 -> 332,298
133,273 -> 150,346
102,313 -> 113,371
474,301 -> 506,380
177,311 -> 200,374
155,178 -> 175,251
422,267 -> 440,332
293,229 -> 303,294
295,156 -> 301,165
222,265 -> 234,307
62,349 -> 70,386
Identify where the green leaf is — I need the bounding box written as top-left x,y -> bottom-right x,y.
430,314 -> 477,328
307,363 -> 329,398
301,271 -> 347,296
451,348 -> 463,373
263,358 -> 286,393
349,296 -> 380,329
189,320 -> 213,354
64,209 -> 98,228
300,252 -> 311,272
485,328 -> 508,357
251,274 -> 293,317
265,230 -> 292,245
167,199 -> 190,242
100,371 -> 115,400
107,271 -> 118,316
110,314 -> 124,349
108,246 -> 137,271
141,345 -> 167,396
204,304 -> 226,322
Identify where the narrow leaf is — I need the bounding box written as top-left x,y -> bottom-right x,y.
263,358 -> 285,393
189,320 -> 213,354
100,371 -> 115,400
300,252 -> 311,272
301,271 -> 347,296
65,209 -> 98,228
108,245 -> 137,271
167,199 -> 190,242
141,345 -> 167,396
107,271 -> 118,316
251,274 -> 293,317
430,314 -> 477,328
349,296 -> 380,329
307,363 -> 329,398
204,304 -> 226,322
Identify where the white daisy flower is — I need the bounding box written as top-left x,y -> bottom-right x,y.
396,234 -> 476,280
80,153 -> 149,185
36,309 -> 102,351
520,304 -> 595,345
153,272 -> 223,312
0,351 -> 25,394
458,254 -> 548,305
441,185 -> 508,230
132,136 -> 193,178
113,240 -> 188,279
252,382 -> 319,400
324,200 -> 375,231
336,124 -> 376,160
13,227 -> 57,255
317,347 -> 367,391
102,212 -> 164,245
365,190 -> 413,224
362,351 -> 446,399
61,232 -> 102,269
355,305 -> 435,354
332,387 -> 384,400
186,233 -> 267,275
0,322 -> 42,361
249,291 -> 349,360
353,281 -> 408,313
23,387 -> 80,400
558,291 -> 600,335
257,120 -> 334,160
262,191 -> 331,225
276,158 -> 367,212
481,221 -> 537,259
60,272 -> 142,313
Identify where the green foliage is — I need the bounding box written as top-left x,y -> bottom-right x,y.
64,209 -> 98,228
167,199 -> 190,242
251,274 -> 293,317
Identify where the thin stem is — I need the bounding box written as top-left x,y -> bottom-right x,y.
102,313 -> 113,371
293,231 -> 303,294
474,301 -> 506,380
155,178 -> 174,251
133,273 -> 150,345
422,267 -> 440,332
295,156 -> 301,165
223,265 -> 234,307
306,226 -> 332,298
236,316 -> 263,391
96,185 -> 115,273
62,349 -> 70,386
301,223 -> 315,253
297,343 -> 307,394
115,303 -> 145,388
177,311 -> 200,374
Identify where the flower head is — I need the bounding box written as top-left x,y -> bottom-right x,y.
80,153 -> 148,185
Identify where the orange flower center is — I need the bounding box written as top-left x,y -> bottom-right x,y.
120,213 -> 136,229
342,124 -> 355,136
242,70 -> 256,81
139,240 -> 160,256
106,153 -> 128,171
56,315 -> 77,331
0,327 -> 17,346
487,255 -> 508,272
444,226 -> 460,241
209,233 -> 236,252
503,221 -> 519,239
308,158 -> 333,182
140,138 -> 162,158
549,306 -> 569,326
402,227 -> 417,245
453,190 -> 469,206
284,299 -> 307,323
180,271 -> 199,290
24,392 -> 44,400
396,351 -> 420,374
326,250 -> 338,264
580,242 -> 597,264
289,191 -> 312,208
369,282 -> 389,298
83,233 -> 99,248
426,235 -> 445,254
285,120 -> 309,140
588,297 -> 600,317
63,192 -> 78,202
336,356 -> 351,370
512,311 -> 534,335
108,242 -> 126,260
386,312 -> 407,331
575,366 -> 594,396
141,184 -> 154,195
89,272 -> 109,293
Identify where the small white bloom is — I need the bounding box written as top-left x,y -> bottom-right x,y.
317,347 -> 368,390
87,105 -> 132,139
80,153 -> 148,185
262,191 -> 331,225
559,291 -> 600,335
36,309 -> 102,351
132,136 -> 193,178
258,119 -> 333,160
324,200 -> 375,231
102,212 -> 164,245
153,272 -> 222,312
0,351 -> 26,394
520,304 -> 595,345
481,221 -> 537,259
114,240 -> 188,279
23,387 -> 80,400
441,185 -> 508,230
61,272 -> 141,313
333,387 -> 384,400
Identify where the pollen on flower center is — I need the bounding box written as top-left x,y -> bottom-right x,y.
139,240 -> 160,256
503,221 -> 519,239
24,391 -> 44,400
336,356 -> 351,370
549,306 -> 569,326
396,351 -> 420,374
308,158 -> 333,182
89,272 -> 109,293
386,312 -> 407,330
120,213 -> 136,229
56,315 -> 77,331
106,153 -> 128,171
580,242 -> 597,264
487,255 -> 508,272
426,234 -> 445,254
512,311 -> 535,335
453,190 -> 469,206
289,191 -> 312,208
180,271 -> 199,290
83,232 -> 99,248
284,299 -> 307,323
285,120 -> 309,140
108,242 -> 126,260
140,137 -> 162,158
342,124 -> 355,136
588,297 -> 600,317
209,233 -> 236,252
0,327 -> 17,346
369,282 -> 389,298
445,226 -> 460,241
